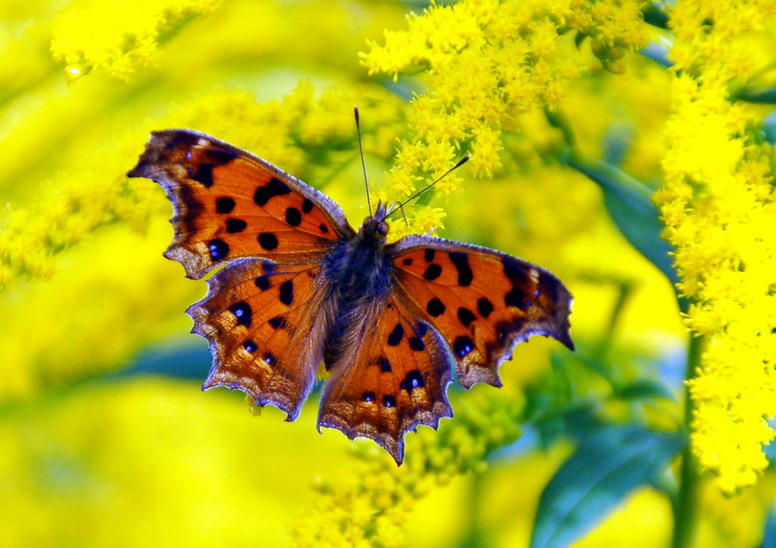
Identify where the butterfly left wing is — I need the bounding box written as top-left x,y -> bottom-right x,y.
317,294 -> 454,464
388,235 -> 573,389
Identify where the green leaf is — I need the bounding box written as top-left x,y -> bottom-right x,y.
614,379 -> 674,401
736,85 -> 776,104
530,425 -> 684,548
565,151 -> 689,312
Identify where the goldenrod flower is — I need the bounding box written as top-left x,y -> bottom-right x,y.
363,0 -> 651,234
292,392 -> 522,547
655,0 -> 776,494
50,0 -> 223,80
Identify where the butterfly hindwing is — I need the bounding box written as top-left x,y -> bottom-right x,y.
189,257 -> 332,420
389,235 -> 573,388
317,295 -> 454,464
127,129 -> 355,279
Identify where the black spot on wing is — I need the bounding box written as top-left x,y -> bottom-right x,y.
285,207 -> 302,226
427,298 -> 445,317
188,148 -> 237,188
453,336 -> 474,358
279,280 -> 294,306
208,239 -> 229,261
191,164 -> 215,187
409,337 -> 425,351
215,197 -> 236,214
387,323 -> 404,346
376,357 -> 392,372
502,256 -> 529,283
229,302 -> 252,327
400,370 -> 425,393
226,218 -> 247,233
505,285 -> 526,309
268,315 -> 286,329
254,178 -> 291,206
258,232 -> 279,250
457,307 -> 475,327
243,340 -> 257,353
205,147 -> 239,166
424,249 -> 436,262
449,251 -> 473,286
423,264 -> 442,281
255,275 -> 270,290
302,198 -> 314,213
477,297 -> 494,318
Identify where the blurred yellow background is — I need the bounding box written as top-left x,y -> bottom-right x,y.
1,1 -> 774,547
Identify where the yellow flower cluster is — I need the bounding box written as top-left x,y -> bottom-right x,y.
655,0 -> 776,494
0,221 -> 198,399
50,0 -> 222,80
362,0 -> 651,202
292,391 -> 522,548
0,138 -> 164,287
387,205 -> 447,242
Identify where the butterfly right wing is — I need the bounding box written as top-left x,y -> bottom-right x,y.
190,257 -> 333,420
127,129 -> 355,279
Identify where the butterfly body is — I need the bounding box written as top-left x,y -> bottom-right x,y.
128,129 -> 573,464
320,209 -> 393,368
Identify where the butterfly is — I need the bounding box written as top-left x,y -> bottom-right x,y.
127,128 -> 574,464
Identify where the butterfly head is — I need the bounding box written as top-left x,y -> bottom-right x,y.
360,202 -> 390,239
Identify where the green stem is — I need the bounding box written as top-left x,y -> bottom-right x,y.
671,333 -> 704,548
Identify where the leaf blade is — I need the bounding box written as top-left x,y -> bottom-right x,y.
530,425 -> 684,548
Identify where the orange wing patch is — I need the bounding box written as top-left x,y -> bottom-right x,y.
390,235 -> 573,388
189,257 -> 330,421
317,296 -> 454,464
127,129 -> 353,279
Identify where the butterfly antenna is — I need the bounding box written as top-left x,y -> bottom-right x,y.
354,106 -> 372,217
383,154 -> 471,219
387,200 -> 410,225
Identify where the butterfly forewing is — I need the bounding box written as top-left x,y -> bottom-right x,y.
317,296 -> 453,464
127,129 -> 354,279
389,235 -> 573,388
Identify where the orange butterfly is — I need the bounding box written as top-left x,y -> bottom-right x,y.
128,129 -> 573,464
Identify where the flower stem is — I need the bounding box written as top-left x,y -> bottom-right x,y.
671,332 -> 703,548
